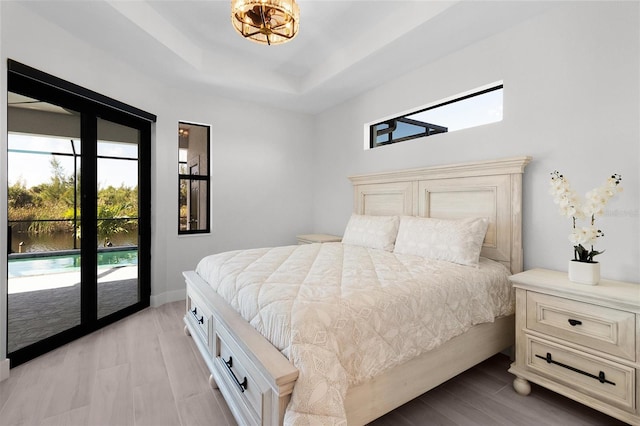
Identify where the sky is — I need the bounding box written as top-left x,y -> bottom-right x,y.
8,133 -> 139,189
375,87 -> 503,144
410,88 -> 503,132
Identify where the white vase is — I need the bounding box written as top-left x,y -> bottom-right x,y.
568,260 -> 600,285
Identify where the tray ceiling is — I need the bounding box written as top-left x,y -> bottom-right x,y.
19,1 -> 556,113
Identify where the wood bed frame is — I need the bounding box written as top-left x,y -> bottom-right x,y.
183,156 -> 531,425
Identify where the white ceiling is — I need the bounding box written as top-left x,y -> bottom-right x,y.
21,1 -> 557,114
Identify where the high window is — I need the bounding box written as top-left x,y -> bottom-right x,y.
367,83 -> 503,149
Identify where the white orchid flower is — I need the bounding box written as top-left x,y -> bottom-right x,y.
551,171 -> 622,263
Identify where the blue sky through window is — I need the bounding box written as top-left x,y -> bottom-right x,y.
370,85 -> 503,148
409,88 -> 503,132
8,133 -> 138,189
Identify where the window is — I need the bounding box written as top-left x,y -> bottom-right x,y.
178,122 -> 210,234
367,83 -> 503,149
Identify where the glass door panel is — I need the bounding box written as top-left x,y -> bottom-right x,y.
96,118 -> 140,319
7,93 -> 82,353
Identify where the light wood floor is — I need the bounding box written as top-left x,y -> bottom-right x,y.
0,301 -> 627,426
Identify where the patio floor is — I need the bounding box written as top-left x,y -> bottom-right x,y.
7,265 -> 139,353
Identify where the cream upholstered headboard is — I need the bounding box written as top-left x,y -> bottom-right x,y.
348,157 -> 531,274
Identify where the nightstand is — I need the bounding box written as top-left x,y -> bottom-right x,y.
296,234 -> 342,244
508,268 -> 640,425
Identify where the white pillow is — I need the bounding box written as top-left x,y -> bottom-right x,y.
342,214 -> 400,251
393,216 -> 489,266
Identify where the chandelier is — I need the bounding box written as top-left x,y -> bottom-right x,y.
231,0 -> 300,46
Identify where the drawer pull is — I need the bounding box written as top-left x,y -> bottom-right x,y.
223,356 -> 248,392
567,319 -> 582,326
191,307 -> 204,324
535,352 -> 615,386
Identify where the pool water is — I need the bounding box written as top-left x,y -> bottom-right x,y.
8,249 -> 138,278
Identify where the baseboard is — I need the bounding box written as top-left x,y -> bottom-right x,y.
150,288 -> 186,308
0,358 -> 10,382
501,345 -> 515,361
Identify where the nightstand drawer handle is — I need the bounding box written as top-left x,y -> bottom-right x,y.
535,352 -> 615,386
567,319 -> 582,326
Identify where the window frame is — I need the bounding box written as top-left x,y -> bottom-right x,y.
366,82 -> 503,149
177,121 -> 211,235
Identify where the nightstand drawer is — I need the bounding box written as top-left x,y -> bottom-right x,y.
526,292 -> 635,361
527,336 -> 636,412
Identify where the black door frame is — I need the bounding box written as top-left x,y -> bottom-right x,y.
6,59 -> 155,367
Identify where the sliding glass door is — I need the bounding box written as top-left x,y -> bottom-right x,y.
96,118 -> 142,319
6,60 -> 153,367
7,98 -> 83,354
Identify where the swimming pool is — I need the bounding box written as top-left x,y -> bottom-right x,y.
8,249 -> 138,278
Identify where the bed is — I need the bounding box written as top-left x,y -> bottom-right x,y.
183,156 -> 531,425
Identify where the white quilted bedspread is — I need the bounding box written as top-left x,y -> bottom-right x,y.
195,243 -> 513,425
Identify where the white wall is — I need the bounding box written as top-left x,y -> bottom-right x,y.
0,1 -> 314,365
311,2 -> 640,284
154,86 -> 314,305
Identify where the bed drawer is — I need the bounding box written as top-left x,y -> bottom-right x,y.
526,292 -> 636,361
213,325 -> 264,425
527,336 -> 635,412
186,291 -> 213,354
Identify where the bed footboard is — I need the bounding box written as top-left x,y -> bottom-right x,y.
345,314 -> 515,424
183,271 -> 298,426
